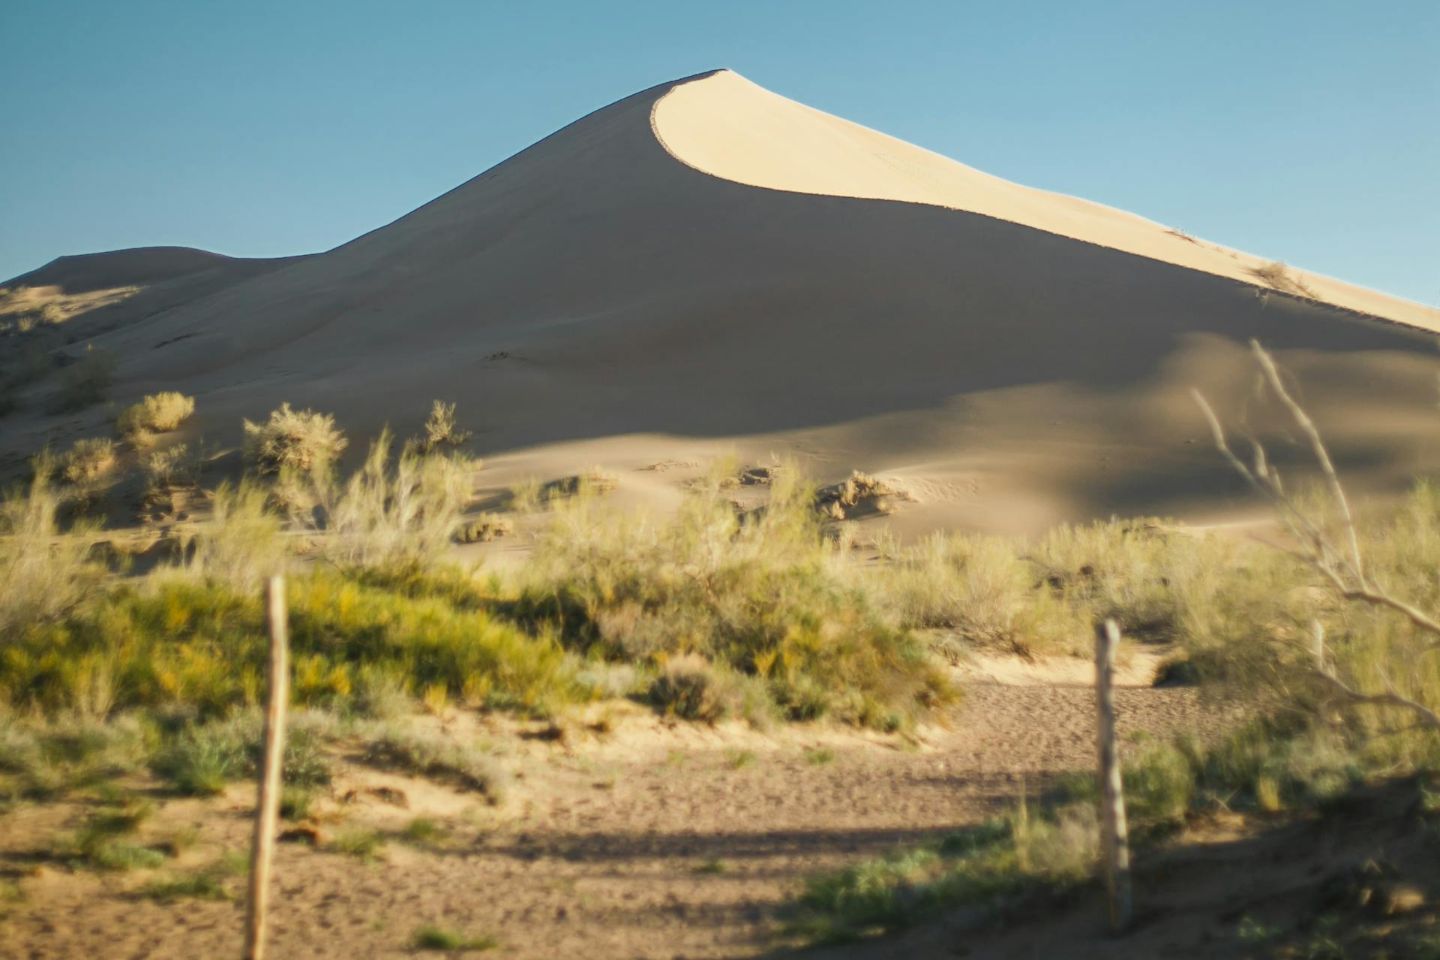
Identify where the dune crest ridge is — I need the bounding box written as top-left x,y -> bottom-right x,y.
653,70 -> 1436,331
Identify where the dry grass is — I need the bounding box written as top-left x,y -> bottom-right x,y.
297,430 -> 476,568
180,481 -> 287,590
0,470 -> 103,639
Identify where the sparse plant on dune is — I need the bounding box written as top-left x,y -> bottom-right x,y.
142,442 -> 195,493
412,399 -> 472,454
242,402 -> 347,474
117,391 -> 195,440
1251,260 -> 1313,298
59,437 -> 120,488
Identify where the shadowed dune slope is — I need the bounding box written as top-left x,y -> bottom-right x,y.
5,70 -> 1438,530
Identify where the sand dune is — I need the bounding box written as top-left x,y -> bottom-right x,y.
4,70 -> 1437,531
655,72 -> 1436,331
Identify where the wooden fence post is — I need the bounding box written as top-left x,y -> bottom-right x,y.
1095,618 -> 1132,933
245,575 -> 289,960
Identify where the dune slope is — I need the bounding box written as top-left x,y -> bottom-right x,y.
4,70 -> 1437,530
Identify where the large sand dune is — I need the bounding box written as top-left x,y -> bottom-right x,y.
6,70 -> 1438,531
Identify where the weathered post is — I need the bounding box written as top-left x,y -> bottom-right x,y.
245,576 -> 289,960
1095,618 -> 1132,933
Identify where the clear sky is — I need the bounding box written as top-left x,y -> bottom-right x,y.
2,0 -> 1436,303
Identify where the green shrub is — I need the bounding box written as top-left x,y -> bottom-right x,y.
0,569 -> 587,719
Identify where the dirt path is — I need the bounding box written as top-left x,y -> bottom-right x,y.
2,668 -> 1217,960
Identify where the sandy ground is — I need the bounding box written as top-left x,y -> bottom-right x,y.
1,657 -> 1220,960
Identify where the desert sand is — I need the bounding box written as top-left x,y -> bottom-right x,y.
3,69 -> 1438,534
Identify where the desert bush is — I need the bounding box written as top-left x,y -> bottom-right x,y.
412,399 -> 472,454
59,437 -> 120,487
142,443 -> 194,492
117,392 -> 195,439
243,402 -> 347,474
518,471 -> 951,729
649,654 -> 734,722
0,469 -> 103,637
305,431 -> 474,568
53,345 -> 116,412
878,533 -> 1089,657
1031,520 -> 1189,641
150,710 -> 334,795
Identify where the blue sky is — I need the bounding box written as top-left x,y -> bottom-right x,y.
3,1 -> 1436,303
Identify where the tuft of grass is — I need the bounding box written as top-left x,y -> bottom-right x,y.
399,817 -> 449,848
242,402 -> 347,475
117,392 -> 195,440
330,827 -> 384,861
0,715 -> 148,803
139,868 -> 229,902
693,858 -> 728,875
362,727 -> 506,803
412,925 -> 498,952
59,795 -> 167,872
789,805 -> 1094,944
804,747 -> 835,766
725,749 -> 757,770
